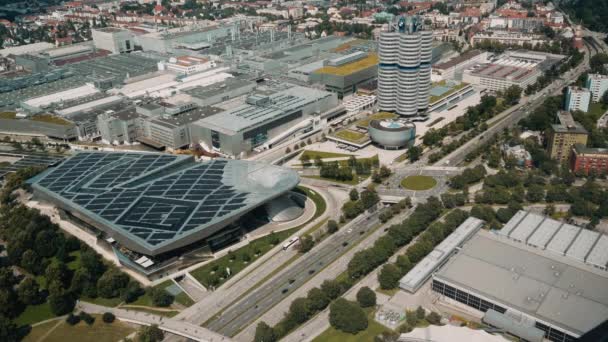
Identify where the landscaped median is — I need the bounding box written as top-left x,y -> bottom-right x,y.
400,175 -> 437,191
189,185 -> 327,290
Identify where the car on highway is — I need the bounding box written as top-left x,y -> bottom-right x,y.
346,228 -> 353,233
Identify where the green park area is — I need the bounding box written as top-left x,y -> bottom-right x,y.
332,129 -> 369,144
355,112 -> 398,128
191,186 -> 326,289
400,175 -> 437,191
299,150 -> 352,161
312,308 -> 386,342
23,315 -> 136,342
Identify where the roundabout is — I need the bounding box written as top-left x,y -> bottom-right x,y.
400,175 -> 438,191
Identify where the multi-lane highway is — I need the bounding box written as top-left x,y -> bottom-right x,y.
204,207 -> 385,337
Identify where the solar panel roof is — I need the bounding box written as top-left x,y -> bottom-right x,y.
30,151 -> 299,255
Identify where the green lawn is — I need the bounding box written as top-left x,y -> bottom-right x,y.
81,296 -> 123,308
303,174 -> 369,186
23,314 -> 135,342
300,150 -> 353,161
15,301 -> 55,326
190,228 -> 298,289
174,291 -> 195,307
332,129 -> 369,144
0,111 -> 16,119
400,175 -> 437,191
312,308 -> 387,342
355,112 -> 398,128
294,185 -> 327,221
588,102 -> 607,120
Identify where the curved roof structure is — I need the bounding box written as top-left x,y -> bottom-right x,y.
30,151 -> 299,255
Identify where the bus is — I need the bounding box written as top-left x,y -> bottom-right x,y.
283,236 -> 300,250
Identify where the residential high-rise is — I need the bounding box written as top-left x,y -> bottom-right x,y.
585,73 -> 608,102
565,86 -> 590,112
378,15 -> 432,118
546,111 -> 588,162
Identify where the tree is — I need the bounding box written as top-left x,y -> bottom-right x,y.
356,286 -> 376,308
378,264 -> 401,290
297,235 -> 315,253
360,190 -> 379,209
17,277 -> 40,305
138,324 -> 164,342
329,298 -> 368,334
301,154 -> 311,166
79,311 -> 95,325
0,289 -> 19,318
254,322 -> 276,342
148,287 -> 174,307
416,306 -> 426,320
287,298 -> 312,325
407,145 -> 423,162
426,311 -> 442,325
20,249 -> 41,274
406,310 -> 418,326
45,262 -> 70,288
306,287 -> 329,312
349,188 -> 359,201
327,220 -> 339,234
320,280 -> 342,300
97,269 -> 130,298
503,85 -> 522,105
102,312 -> 115,323
526,184 -> 545,203
49,290 -> 76,316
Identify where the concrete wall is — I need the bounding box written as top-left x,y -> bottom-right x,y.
0,119 -> 77,140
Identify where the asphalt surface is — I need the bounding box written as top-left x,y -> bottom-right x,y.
205,208 -> 383,337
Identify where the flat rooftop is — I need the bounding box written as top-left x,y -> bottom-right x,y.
468,63 -> 537,81
196,85 -> 334,134
435,230 -> 608,336
150,106 -> 224,129
434,49 -> 483,70
30,151 -> 300,256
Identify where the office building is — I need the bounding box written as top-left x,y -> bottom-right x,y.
585,73 -> 608,103
91,28 -> 136,54
570,144 -> 608,175
565,86 -> 590,112
158,56 -> 217,75
378,15 -> 432,118
29,151 -> 300,276
546,111 -> 588,162
432,212 -> 608,342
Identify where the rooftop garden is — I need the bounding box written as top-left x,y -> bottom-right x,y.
315,54 -> 379,76
0,111 -> 17,119
331,129 -> 369,144
429,81 -> 470,104
30,114 -> 73,126
355,112 -> 398,128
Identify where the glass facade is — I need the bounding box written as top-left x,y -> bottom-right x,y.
432,280 -> 578,342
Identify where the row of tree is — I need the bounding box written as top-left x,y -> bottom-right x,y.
377,209 -> 469,290
342,188 -> 379,219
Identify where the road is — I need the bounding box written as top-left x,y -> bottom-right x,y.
204,207 -> 386,337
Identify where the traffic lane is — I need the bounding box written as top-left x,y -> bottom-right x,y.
206,212 -> 381,334
219,216 -> 383,336
212,217 -> 380,336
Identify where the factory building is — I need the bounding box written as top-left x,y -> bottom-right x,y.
136,25 -> 233,54
91,28 -> 136,54
309,52 -> 379,98
192,85 -> 338,157
432,211 -> 608,342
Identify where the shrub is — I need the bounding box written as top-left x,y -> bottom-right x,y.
102,312 -> 115,323
79,311 -> 95,325
66,313 -> 80,325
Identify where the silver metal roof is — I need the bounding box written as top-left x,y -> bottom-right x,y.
527,218 -> 562,249
546,223 -> 580,255
399,217 -> 483,293
435,230 -> 608,336
587,235 -> 608,269
565,229 -> 600,263
508,211 -> 544,243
